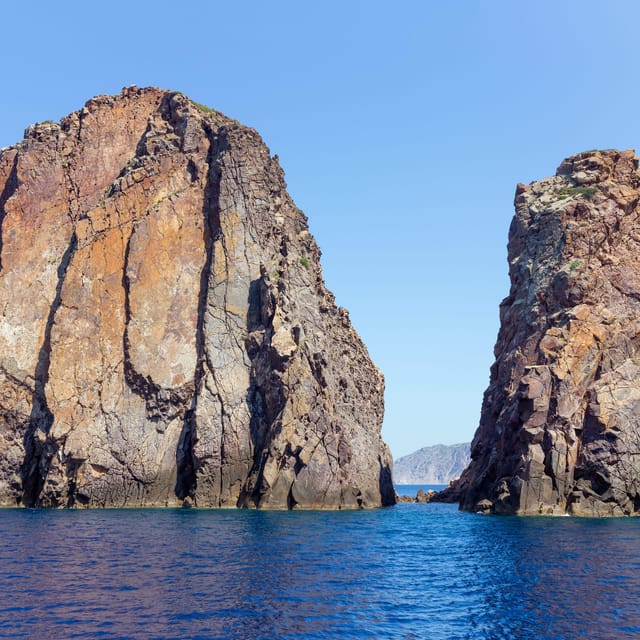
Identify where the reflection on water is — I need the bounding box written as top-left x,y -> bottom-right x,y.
0,506 -> 639,639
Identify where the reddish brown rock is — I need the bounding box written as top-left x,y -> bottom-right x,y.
457,149 -> 640,516
0,87 -> 395,509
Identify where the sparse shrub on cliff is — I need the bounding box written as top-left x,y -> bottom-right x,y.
558,185 -> 598,201
193,101 -> 216,115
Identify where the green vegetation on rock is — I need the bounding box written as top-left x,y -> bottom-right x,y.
558,185 -> 598,200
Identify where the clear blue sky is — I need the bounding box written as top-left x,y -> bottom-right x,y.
1,2 -> 638,457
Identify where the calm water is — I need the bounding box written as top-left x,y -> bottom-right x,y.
396,483 -> 447,495
1,501 -> 639,639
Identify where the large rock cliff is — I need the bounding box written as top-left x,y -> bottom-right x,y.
457,149 -> 640,516
0,87 -> 394,509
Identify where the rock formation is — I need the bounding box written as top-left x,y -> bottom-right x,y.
455,149 -> 640,516
0,87 -> 395,509
396,488 -> 438,503
393,443 -> 470,484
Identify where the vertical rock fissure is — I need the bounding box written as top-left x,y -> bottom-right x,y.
241,276 -> 269,506
240,269 -> 291,508
121,227 -> 137,388
207,222 -> 231,505
175,125 -> 224,503
0,153 -> 19,273
378,456 -> 395,506
21,232 -> 78,506
120,225 -> 162,403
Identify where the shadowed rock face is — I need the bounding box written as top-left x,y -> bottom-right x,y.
0,87 -> 395,509
457,149 -> 640,516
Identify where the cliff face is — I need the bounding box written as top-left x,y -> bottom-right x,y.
394,443 -> 470,484
458,149 -> 640,516
0,87 -> 394,509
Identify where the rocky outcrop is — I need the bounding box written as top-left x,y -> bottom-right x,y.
394,443 -> 470,484
457,149 -> 640,516
396,488 -> 438,503
0,87 -> 394,509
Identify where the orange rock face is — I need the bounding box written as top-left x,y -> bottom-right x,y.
457,150 -> 640,516
0,87 -> 394,508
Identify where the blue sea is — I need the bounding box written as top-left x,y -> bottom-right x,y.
0,485 -> 639,639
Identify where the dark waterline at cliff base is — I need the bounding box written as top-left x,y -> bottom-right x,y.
1,506 -> 639,639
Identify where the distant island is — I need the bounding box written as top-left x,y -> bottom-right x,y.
394,443 -> 470,484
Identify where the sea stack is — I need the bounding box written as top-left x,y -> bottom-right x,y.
0,87 -> 395,509
457,149 -> 640,516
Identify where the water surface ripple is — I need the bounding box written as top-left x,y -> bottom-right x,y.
1,503 -> 639,639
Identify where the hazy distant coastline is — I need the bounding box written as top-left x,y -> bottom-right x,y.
394,443 -> 470,484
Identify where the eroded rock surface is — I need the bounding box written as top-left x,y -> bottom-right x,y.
456,149 -> 640,516
0,87 -> 395,509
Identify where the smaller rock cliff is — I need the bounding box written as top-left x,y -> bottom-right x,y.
394,443 -> 470,484
456,149 -> 640,516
